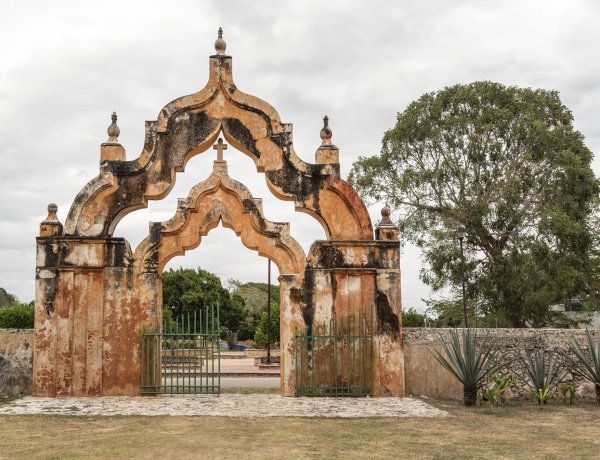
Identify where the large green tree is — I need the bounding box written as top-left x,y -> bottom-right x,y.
349,81 -> 599,327
162,267 -> 248,338
227,279 -> 280,315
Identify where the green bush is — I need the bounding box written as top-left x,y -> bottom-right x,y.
402,308 -> 425,327
0,303 -> 35,329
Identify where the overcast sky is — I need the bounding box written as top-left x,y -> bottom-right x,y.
1,1 -> 599,313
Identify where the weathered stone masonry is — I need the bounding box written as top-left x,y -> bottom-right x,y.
34,31 -> 404,397
0,329 -> 34,396
403,328 -> 600,400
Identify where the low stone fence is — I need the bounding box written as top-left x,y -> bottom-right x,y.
244,348 -> 281,358
0,329 -> 34,395
3,328 -> 598,399
403,328 -> 599,401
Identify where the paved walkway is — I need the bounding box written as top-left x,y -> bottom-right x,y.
0,394 -> 448,418
219,356 -> 280,377
221,377 -> 280,389
0,353 -> 447,418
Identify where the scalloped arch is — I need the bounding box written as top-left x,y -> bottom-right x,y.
64,53 -> 373,241
133,164 -> 307,276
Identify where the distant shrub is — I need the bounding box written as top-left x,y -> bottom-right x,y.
0,303 -> 35,329
402,308 -> 425,327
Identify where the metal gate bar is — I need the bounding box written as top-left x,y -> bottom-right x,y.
294,309 -> 373,397
141,306 -> 220,395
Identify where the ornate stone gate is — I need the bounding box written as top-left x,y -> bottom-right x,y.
34,30 -> 404,397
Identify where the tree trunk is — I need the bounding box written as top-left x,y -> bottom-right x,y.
596,383 -> 600,405
463,386 -> 477,407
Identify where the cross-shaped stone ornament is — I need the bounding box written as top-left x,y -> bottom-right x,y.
213,137 -> 228,160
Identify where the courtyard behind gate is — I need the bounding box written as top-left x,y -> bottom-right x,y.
141,306 -> 221,395
295,310 -> 374,397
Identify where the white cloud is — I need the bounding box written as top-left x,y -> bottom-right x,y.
1,0 -> 599,312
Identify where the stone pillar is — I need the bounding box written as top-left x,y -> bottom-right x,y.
279,273 -> 305,396
302,209 -> 405,396
34,204 -> 144,396
373,207 -> 404,396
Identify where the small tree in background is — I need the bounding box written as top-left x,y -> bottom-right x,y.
162,308 -> 175,331
253,303 -> 280,348
228,279 -> 281,342
228,279 -> 280,315
0,287 -> 18,308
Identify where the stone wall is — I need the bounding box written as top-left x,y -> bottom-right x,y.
0,329 -> 34,395
12,326 -> 599,399
403,328 -> 599,400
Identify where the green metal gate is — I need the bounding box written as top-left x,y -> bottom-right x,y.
294,310 -> 374,397
141,306 -> 220,395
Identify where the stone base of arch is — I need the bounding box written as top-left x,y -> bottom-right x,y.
34,236 -> 404,397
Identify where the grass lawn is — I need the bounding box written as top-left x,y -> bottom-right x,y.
0,396 -> 599,459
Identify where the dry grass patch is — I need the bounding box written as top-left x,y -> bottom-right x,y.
0,398 -> 599,459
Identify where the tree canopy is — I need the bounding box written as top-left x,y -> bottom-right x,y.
0,287 -> 18,308
349,81 -> 600,327
227,279 -> 279,315
162,267 -> 246,336
162,268 -> 280,343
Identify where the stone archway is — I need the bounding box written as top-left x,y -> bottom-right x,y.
34,30 -> 404,397
134,154 -> 308,394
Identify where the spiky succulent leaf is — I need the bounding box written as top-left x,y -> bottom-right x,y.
513,349 -> 566,394
430,328 -> 504,390
562,328 -> 600,387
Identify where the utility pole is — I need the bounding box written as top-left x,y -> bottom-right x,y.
456,226 -> 468,328
267,259 -> 271,362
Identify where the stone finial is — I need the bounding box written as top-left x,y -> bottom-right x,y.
380,206 -> 393,225
320,115 -> 333,146
101,112 -> 126,161
107,112 -> 120,143
375,206 -> 398,240
315,115 -> 339,166
40,203 -> 64,237
214,27 -> 227,55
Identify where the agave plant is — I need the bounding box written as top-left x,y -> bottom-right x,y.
513,349 -> 566,408
430,328 -> 504,407
561,328 -> 600,405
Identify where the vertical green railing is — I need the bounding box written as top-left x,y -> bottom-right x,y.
141,304 -> 220,395
294,309 -> 374,397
